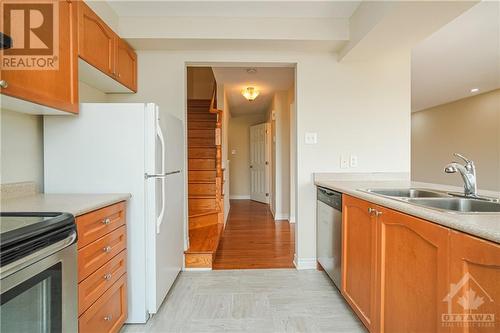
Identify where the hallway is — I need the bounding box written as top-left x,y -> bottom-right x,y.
213,200 -> 295,269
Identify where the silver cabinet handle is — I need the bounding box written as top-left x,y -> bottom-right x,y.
104,315 -> 113,321
368,208 -> 376,215
0,80 -> 8,88
103,273 -> 112,281
103,246 -> 112,253
375,211 -> 383,217
102,218 -> 111,225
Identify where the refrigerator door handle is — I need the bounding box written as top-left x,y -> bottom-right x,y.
144,170 -> 181,179
156,107 -> 167,234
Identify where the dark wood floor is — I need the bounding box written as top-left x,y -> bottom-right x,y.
213,200 -> 295,269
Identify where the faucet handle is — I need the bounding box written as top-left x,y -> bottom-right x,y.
453,153 -> 472,164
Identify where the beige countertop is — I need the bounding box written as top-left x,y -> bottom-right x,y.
1,193 -> 131,216
315,179 -> 500,244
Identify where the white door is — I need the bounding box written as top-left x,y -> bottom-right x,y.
146,106 -> 184,315
250,123 -> 270,203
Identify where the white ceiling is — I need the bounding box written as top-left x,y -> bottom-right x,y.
107,1 -> 360,18
411,1 -> 500,112
212,67 -> 294,116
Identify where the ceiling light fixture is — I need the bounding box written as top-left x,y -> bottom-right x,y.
242,87 -> 260,101
470,88 -> 480,93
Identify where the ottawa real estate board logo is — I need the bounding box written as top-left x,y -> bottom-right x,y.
442,272 -> 495,328
1,0 -> 59,70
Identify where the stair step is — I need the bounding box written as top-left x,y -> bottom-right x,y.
188,113 -> 217,122
189,170 -> 216,182
188,136 -> 216,147
185,224 -> 223,254
188,121 -> 216,129
189,211 -> 219,229
188,99 -> 212,108
188,147 -> 216,159
188,129 -> 215,139
189,183 -> 216,196
189,158 -> 215,170
189,197 -> 217,214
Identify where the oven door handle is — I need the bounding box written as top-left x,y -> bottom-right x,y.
0,231 -> 77,280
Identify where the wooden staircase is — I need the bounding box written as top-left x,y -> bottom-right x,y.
184,94 -> 225,269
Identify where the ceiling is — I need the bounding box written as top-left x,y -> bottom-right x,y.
411,1 -> 500,112
212,67 -> 295,117
107,1 -> 360,18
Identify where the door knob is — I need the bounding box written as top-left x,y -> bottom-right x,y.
0,80 -> 8,88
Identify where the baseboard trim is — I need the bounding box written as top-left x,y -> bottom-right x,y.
293,255 -> 317,270
229,195 -> 251,200
274,213 -> 289,221
182,267 -> 212,272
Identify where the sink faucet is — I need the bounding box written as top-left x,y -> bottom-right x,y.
444,153 -> 477,197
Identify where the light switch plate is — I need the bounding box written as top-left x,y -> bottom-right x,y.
350,155 -> 358,168
341,155 -> 349,169
305,132 -> 317,144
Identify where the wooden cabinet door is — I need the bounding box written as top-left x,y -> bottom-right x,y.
342,195 -> 378,332
78,1 -> 114,76
0,0 -> 78,113
114,38 -> 137,92
448,232 -> 500,333
377,206 -> 450,333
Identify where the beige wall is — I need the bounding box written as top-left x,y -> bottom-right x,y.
217,83 -> 231,223
0,109 -> 44,189
228,113 -> 267,197
187,67 -> 215,100
267,90 -> 292,219
412,89 -> 500,191
0,81 -> 108,190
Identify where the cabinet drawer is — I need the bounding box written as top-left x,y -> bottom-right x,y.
79,250 -> 127,315
78,226 -> 126,282
76,201 -> 126,249
79,274 -> 127,333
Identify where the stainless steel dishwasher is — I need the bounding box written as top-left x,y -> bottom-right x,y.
317,187 -> 342,289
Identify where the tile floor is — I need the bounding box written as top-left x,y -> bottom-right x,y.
121,269 -> 366,333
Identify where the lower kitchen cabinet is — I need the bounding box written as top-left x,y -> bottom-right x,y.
77,201 -> 128,333
342,196 -> 378,332
341,194 -> 499,333
448,231 -> 500,333
377,206 -> 450,333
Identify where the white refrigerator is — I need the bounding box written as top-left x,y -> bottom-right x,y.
43,103 -> 184,323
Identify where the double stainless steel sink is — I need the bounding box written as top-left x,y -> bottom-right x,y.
360,188 -> 500,213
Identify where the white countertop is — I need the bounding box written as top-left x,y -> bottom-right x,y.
315,179 -> 500,244
1,193 -> 131,216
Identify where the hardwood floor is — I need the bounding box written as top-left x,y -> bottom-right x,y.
213,200 -> 295,270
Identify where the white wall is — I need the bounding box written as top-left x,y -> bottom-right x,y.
107,49 -> 411,266
412,89 -> 500,191
0,109 -> 44,189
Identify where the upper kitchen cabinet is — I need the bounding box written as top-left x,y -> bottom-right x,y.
0,0 -> 79,114
114,38 -> 137,92
77,1 -> 137,93
77,1 -> 115,77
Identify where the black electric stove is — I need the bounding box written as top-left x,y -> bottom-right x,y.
0,212 -> 77,267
